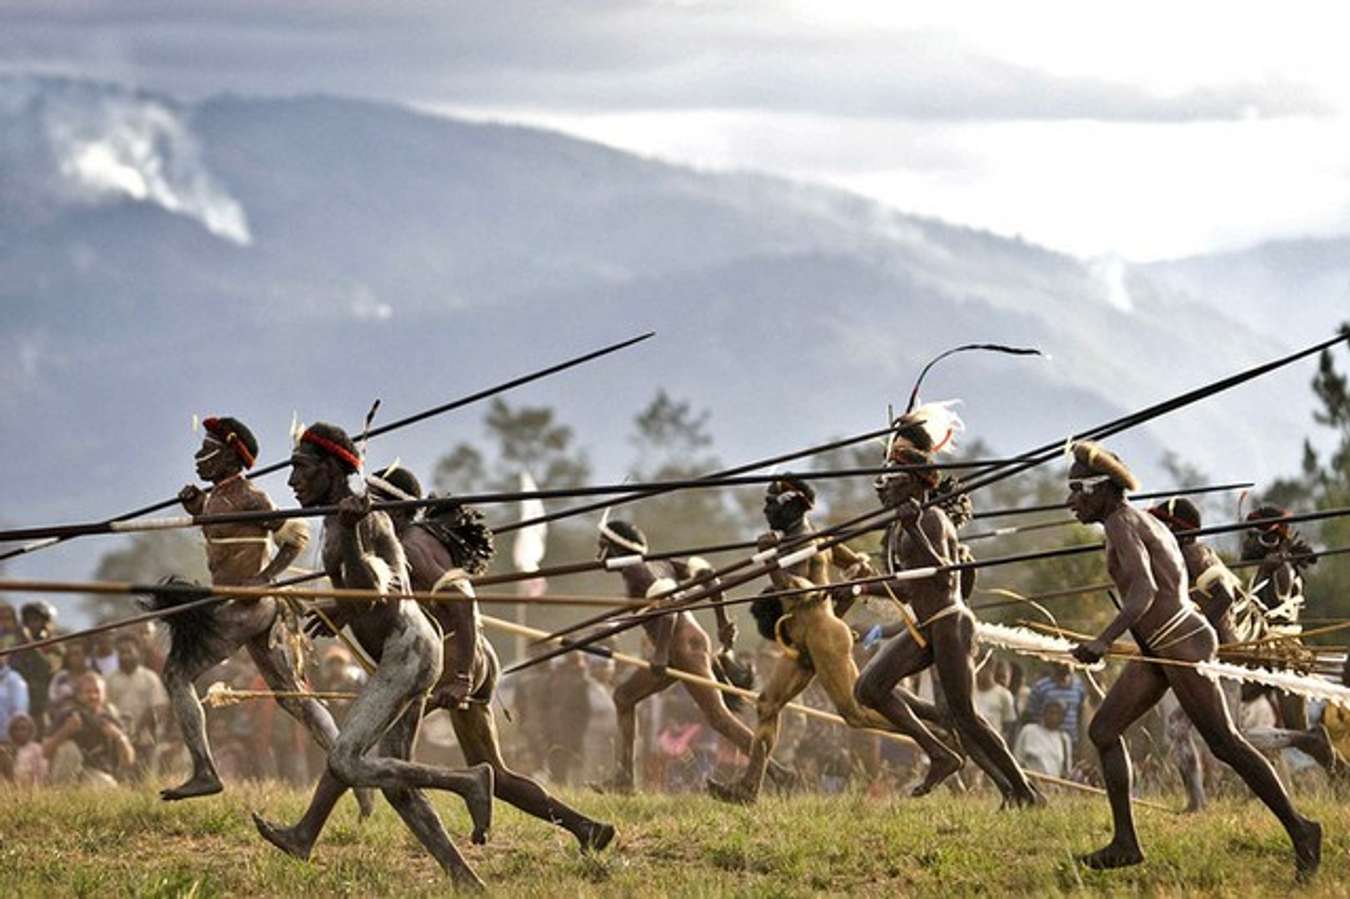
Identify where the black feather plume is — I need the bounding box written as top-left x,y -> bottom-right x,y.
907,343 -> 1045,413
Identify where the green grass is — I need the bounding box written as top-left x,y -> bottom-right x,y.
2,780 -> 1349,897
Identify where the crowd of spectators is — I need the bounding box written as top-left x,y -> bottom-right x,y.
0,597 -> 1334,798
0,601 -> 167,786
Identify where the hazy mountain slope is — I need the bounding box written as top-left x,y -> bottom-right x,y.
0,77 -> 1331,598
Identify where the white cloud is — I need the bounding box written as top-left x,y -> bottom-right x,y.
446,106 -> 1350,259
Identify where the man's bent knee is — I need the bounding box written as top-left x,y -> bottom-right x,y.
853,673 -> 885,710
328,745 -> 364,784
1088,718 -> 1118,750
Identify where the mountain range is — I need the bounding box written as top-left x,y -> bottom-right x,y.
1,76 -> 1344,598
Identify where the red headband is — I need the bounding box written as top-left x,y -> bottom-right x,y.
300,430 -> 362,473
1148,505 -> 1196,533
203,417 -> 256,469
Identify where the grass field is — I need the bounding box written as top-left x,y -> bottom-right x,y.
3,781 -> 1349,897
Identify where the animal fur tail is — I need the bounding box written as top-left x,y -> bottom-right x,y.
138,576 -> 222,672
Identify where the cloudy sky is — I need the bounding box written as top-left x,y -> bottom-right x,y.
4,1 -> 1350,259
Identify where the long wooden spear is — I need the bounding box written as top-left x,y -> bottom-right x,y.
969,545 -> 1350,614
571,509 -> 1350,637
0,570 -> 323,661
509,331 -> 1350,673
0,331 -> 655,563
495,344 -> 1044,536
0,460 -> 982,544
962,482 -> 1253,538
461,481 -> 1253,589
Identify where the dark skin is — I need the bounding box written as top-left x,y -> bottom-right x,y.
255,444 -> 493,891
595,537 -> 787,792
852,472 -> 1039,804
272,498 -> 613,852
1065,464 -> 1320,877
708,490 -> 891,804
1243,528 -> 1309,729
160,434 -> 342,806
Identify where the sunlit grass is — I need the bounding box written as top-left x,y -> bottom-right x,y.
2,779 -> 1347,896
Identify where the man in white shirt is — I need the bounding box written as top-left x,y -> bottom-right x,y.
1014,700 -> 1072,778
974,662 -> 1018,741
105,635 -> 168,777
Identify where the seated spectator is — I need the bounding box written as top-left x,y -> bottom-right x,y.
1014,700 -> 1073,778
105,634 -> 169,779
43,671 -> 134,786
0,652 -> 30,737
1024,664 -> 1087,752
4,713 -> 48,786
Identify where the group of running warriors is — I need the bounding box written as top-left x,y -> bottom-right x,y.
148,406 -> 1328,888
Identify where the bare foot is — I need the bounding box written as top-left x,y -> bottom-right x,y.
577,821 -> 616,853
466,763 -> 494,845
449,864 -> 487,892
1294,819 -> 1322,881
355,787 -> 377,821
1078,842 -> 1144,870
910,751 -> 963,798
252,812 -> 313,861
160,772 -> 223,802
707,777 -> 757,806
1001,784 -> 1046,809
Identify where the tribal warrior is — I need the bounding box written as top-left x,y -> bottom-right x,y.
253,424 -> 493,890
1242,505 -> 1318,730
594,516 -> 787,792
707,476 -> 893,804
852,411 -> 1040,804
157,416 -> 363,809
368,465 -> 615,849
1149,499 -> 1338,812
1067,442 -> 1320,876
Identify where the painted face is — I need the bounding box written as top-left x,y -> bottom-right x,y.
764,489 -> 809,531
194,435 -> 239,482
288,446 -> 333,508
874,469 -> 923,509
1065,464 -> 1114,524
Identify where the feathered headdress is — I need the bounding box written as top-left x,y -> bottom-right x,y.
886,342 -> 1044,460
419,495 -> 496,575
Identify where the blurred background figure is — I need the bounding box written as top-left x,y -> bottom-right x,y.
43,671 -> 134,786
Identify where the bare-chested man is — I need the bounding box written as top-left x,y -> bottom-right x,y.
707,477 -> 895,804
1066,442 -> 1320,876
1242,506 -> 1317,730
156,416 -> 367,811
851,442 -> 1040,805
594,516 -> 790,792
1149,499 -> 1338,811
251,423 -> 493,890
273,463 -> 614,851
